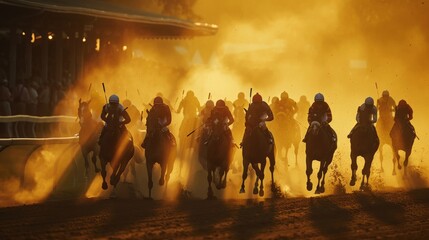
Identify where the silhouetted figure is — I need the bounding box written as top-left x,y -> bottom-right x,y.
348,97 -> 378,142
242,93 -> 274,145
12,80 -> 29,115
297,95 -> 310,125
232,92 -> 249,139
99,94 -> 131,145
204,99 -> 235,199
376,90 -> 396,171
98,94 -> 134,190
38,82 -> 51,116
205,99 -> 234,143
390,99 -> 416,175
349,97 -> 379,191
123,99 -> 141,130
142,96 -> 176,198
199,100 -> 215,124
239,93 -> 276,197
0,78 -> 12,116
303,93 -> 336,145
277,91 -> 298,120
304,93 -> 337,194
26,81 -> 39,116
177,90 -> 201,153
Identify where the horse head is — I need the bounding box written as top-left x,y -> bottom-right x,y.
309,121 -> 321,135
78,99 -> 93,123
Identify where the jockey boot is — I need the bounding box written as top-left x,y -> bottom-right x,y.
141,136 -> 148,149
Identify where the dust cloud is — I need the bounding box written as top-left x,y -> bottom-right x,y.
2,0 -> 429,204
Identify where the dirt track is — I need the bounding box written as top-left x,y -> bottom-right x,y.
1,189 -> 429,239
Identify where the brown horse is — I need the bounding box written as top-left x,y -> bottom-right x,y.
390,121 -> 416,175
305,121 -> 336,194
350,124 -> 379,191
77,99 -> 102,180
205,123 -> 234,199
275,112 -> 301,169
99,125 -> 134,190
143,129 -> 176,199
240,125 -> 275,197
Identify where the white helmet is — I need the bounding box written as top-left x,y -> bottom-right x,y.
314,93 -> 324,102
365,97 -> 374,105
109,94 -> 119,104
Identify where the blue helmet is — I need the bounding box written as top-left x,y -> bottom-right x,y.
109,94 -> 119,104
365,97 -> 374,106
314,93 -> 324,102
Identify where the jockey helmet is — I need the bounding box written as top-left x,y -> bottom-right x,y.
109,94 -> 119,104
314,93 -> 324,102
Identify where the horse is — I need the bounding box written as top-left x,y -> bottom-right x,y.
144,128 -> 176,198
275,112 -> 301,169
376,117 -> 395,172
205,123 -> 234,199
350,124 -> 379,191
77,99 -> 102,179
305,121 -> 337,194
390,121 -> 416,175
240,124 -> 275,197
99,125 -> 135,190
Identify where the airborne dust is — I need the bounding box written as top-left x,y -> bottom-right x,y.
1,0 -> 429,205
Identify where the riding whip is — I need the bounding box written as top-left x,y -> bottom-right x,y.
250,88 -> 253,99
102,83 -> 108,104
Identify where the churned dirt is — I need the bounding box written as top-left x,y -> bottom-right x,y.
1,188 -> 429,239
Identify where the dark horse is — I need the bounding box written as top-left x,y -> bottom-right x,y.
276,112 -> 301,169
99,125 -> 134,190
305,121 -> 336,194
205,123 -> 234,199
350,124 -> 379,191
390,121 -> 416,175
77,99 -> 102,179
240,125 -> 275,197
144,129 -> 176,198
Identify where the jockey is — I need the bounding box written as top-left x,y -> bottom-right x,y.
206,99 -> 234,141
377,90 -> 396,121
391,99 -> 416,136
199,100 -> 215,124
348,97 -> 378,139
99,94 -> 131,144
277,91 -> 298,119
242,93 -> 274,145
302,93 -> 336,143
142,96 -> 173,148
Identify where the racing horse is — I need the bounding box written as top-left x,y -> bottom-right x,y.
205,121 -> 234,199
350,124 -> 379,191
99,124 -> 134,190
305,121 -> 337,194
390,121 -> 416,175
143,128 -> 176,198
240,124 -> 275,197
77,99 -> 102,179
275,111 -> 301,169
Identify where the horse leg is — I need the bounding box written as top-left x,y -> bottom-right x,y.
320,160 -> 330,193
82,150 -> 90,179
315,161 -> 323,194
361,155 -> 374,190
159,162 -> 167,186
207,169 -> 214,199
112,158 -> 129,187
350,153 -> 358,186
294,142 -> 299,168
259,161 -> 266,197
392,149 -> 401,175
404,150 -> 411,176
240,161 -> 249,194
306,156 -> 313,191
100,158 -> 108,190
146,161 -> 154,199
92,150 -> 100,173
379,143 -> 384,173
251,163 -> 262,195
268,148 -> 275,187
221,170 -> 228,189
216,169 -> 225,190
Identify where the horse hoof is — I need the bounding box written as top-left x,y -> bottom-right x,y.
307,182 -> 313,191
315,188 -> 321,194
320,186 -> 325,193
398,165 -> 402,170
239,188 -> 245,194
102,182 -> 108,190
253,188 -> 259,195
259,189 -> 265,197
159,179 -> 165,186
350,178 -> 356,186
206,195 -> 217,200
